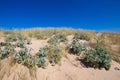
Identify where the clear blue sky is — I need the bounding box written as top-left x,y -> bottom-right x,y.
0,0 -> 120,32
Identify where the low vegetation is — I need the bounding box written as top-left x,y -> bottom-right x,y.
84,45 -> 111,70
73,32 -> 90,41
69,39 -> 82,56
1,28 -> 119,78
48,45 -> 61,65
35,46 -> 48,68
34,30 -> 54,39
48,33 -> 67,45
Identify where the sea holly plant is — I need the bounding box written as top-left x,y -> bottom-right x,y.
84,45 -> 111,70
26,39 -> 32,45
0,46 -> 16,59
55,33 -> 67,42
47,36 -> 58,45
0,42 -> 12,47
16,40 -> 25,48
0,42 -> 7,46
69,39 -> 82,56
34,46 -> 48,68
14,47 -> 32,64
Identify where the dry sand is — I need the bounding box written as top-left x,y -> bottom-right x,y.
30,38 -> 120,80
0,37 -> 120,80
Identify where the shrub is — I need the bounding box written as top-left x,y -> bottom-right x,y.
69,39 -> 82,56
55,33 -> 67,42
0,46 -> 16,59
34,46 -> 48,68
0,42 -> 9,46
14,47 -> 31,64
1,42 -> 13,47
37,57 -> 46,68
26,39 -> 32,45
84,46 -> 111,70
17,40 -> 25,48
48,45 -> 61,65
27,56 -> 36,68
48,33 -> 67,45
47,37 -> 58,45
73,33 -> 89,41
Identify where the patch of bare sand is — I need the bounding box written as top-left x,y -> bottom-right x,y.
26,38 -> 48,56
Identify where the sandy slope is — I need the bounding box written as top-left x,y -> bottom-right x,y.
35,55 -> 120,80
30,39 -> 120,80
0,37 -> 120,80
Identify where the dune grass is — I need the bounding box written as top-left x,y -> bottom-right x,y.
0,28 -> 120,80
0,28 -> 120,63
102,32 -> 120,63
0,28 -> 96,39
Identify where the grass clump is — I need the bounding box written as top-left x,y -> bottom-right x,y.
48,33 -> 67,45
34,30 -> 54,39
48,45 -> 61,65
73,32 -> 90,41
16,33 -> 26,40
5,34 -> 17,42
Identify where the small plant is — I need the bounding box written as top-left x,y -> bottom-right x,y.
0,42 -> 7,46
55,33 -> 67,42
37,57 -> 46,68
0,48 -> 2,58
0,46 -> 16,59
47,37 -> 58,45
17,40 -> 25,48
0,42 -> 12,47
5,34 -> 17,42
48,45 -> 61,65
73,33 -> 89,41
48,33 -> 67,45
69,39 -> 82,56
84,46 -> 111,70
14,47 -> 31,64
34,46 -> 48,68
27,56 -> 36,68
26,39 -> 32,45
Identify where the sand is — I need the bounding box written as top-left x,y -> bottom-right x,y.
0,37 -> 120,80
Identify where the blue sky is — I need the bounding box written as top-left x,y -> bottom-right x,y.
0,0 -> 120,32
